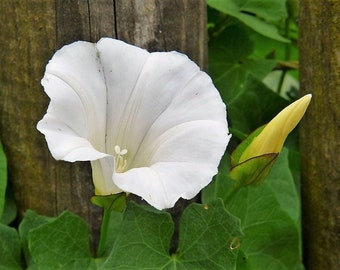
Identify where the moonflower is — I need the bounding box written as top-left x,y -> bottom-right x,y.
37,38 -> 230,210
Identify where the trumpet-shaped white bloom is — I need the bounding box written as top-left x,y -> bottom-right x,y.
37,38 -> 230,210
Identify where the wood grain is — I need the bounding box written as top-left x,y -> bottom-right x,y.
299,0 -> 340,268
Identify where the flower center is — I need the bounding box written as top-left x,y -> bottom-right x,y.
114,145 -> 128,173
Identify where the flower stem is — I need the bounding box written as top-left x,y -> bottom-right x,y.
277,17 -> 291,94
97,208 -> 111,258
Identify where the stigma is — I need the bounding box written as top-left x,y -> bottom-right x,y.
114,145 -> 128,173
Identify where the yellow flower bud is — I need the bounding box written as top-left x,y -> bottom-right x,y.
229,94 -> 312,187
239,94 -> 312,163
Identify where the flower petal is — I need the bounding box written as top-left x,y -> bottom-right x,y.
39,41 -> 107,155
114,120 -> 229,209
37,115 -> 107,161
37,41 -> 121,194
131,68 -> 229,167
96,39 -> 228,163
114,162 -> 217,210
96,38 -> 150,155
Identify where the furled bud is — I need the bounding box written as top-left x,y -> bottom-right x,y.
230,94 -> 312,186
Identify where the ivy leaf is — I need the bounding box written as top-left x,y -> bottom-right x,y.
0,224 -> 22,270
175,200 -> 242,269
202,148 -> 304,269
235,0 -> 287,22
227,77 -> 289,134
209,23 -> 254,64
1,188 -> 17,225
102,202 -> 173,269
207,0 -> 288,42
208,25 -> 287,135
19,210 -> 54,266
209,24 -> 278,104
27,211 -> 96,269
100,211 -> 124,257
102,200 -> 242,269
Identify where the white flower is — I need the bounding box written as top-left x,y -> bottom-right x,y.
37,38 -> 230,210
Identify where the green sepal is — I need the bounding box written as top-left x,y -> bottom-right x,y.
230,125 -> 265,166
229,124 -> 279,187
230,153 -> 279,187
91,192 -> 126,212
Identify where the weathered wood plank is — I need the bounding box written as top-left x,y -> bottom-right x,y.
299,0 -> 340,268
115,0 -> 207,68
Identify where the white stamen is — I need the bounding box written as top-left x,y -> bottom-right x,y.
114,145 -> 128,172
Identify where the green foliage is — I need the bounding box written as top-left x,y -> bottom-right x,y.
202,149 -> 303,269
1,201 -> 242,269
103,200 -> 242,269
208,24 -> 290,135
208,0 -> 299,136
28,211 -> 93,269
0,141 -> 21,269
0,141 -> 17,225
0,141 -> 7,221
1,189 -> 17,225
18,210 -> 53,266
91,193 -> 127,212
0,224 -> 21,270
207,0 -> 288,42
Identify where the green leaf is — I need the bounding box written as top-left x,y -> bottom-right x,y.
102,202 -> 173,269
102,201 -> 242,269
207,0 -> 288,42
99,210 -> 124,257
250,32 -> 298,61
209,23 -> 254,63
209,25 -> 278,104
19,210 -> 54,266
0,224 -> 22,270
202,148 -> 303,269
227,77 -> 289,134
28,211 -> 93,269
0,141 -> 7,221
235,0 -> 287,22
176,200 -> 242,269
208,24 -> 286,136
1,187 -> 17,225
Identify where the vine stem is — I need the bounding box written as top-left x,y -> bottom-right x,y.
97,208 -> 111,258
277,17 -> 291,94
